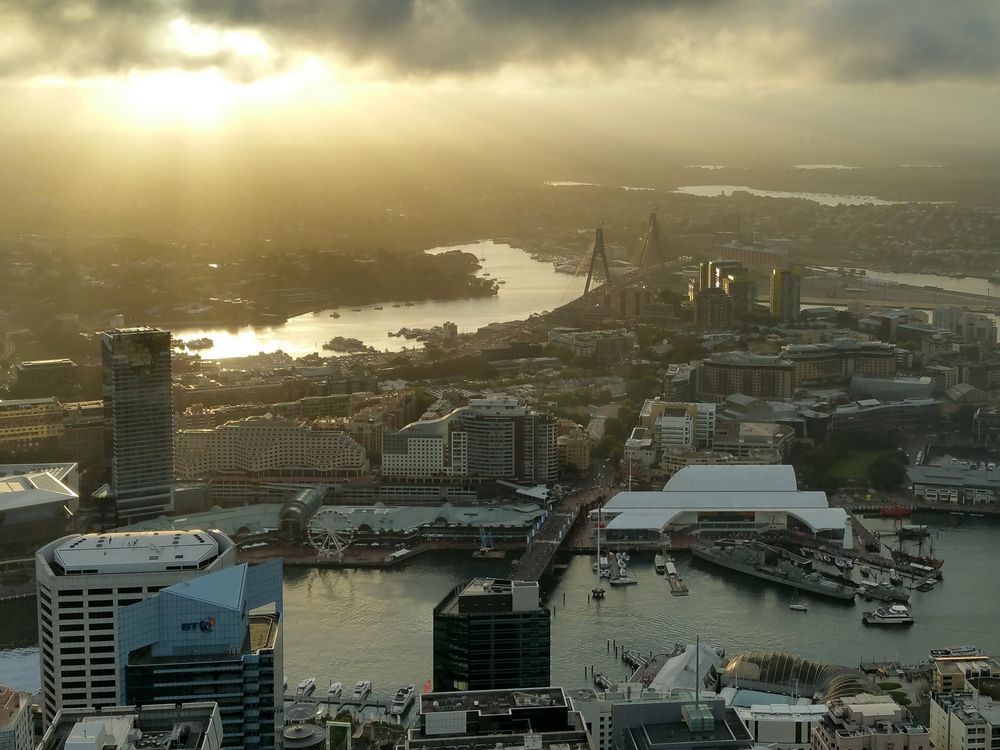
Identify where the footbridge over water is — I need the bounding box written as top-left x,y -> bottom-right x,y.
508,508 -> 580,581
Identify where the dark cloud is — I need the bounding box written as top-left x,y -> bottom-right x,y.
2,0 -> 1000,84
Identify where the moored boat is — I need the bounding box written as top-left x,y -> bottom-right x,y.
390,684 -> 415,715
296,678 -> 317,697
352,680 -> 372,700
863,604 -> 914,626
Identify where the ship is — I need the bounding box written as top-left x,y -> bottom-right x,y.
857,581 -> 909,604
689,541 -> 856,601
863,604 -> 914,626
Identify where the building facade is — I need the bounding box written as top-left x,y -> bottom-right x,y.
102,327 -> 174,520
0,397 -> 64,457
34,529 -> 236,725
433,578 -> 550,692
175,413 -> 367,503
696,353 -> 795,402
11,359 -> 79,400
770,268 -> 801,324
0,687 -> 32,750
782,341 -> 897,386
118,561 -> 284,750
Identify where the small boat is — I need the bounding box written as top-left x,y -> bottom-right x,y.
296,678 -> 317,697
609,576 -> 637,586
863,604 -> 914,626
329,312 -> 341,318
392,303 -> 401,308
390,684 -> 416,716
881,503 -> 913,518
351,308 -> 362,312
789,589 -> 808,612
592,556 -> 609,571
374,305 -> 383,310
600,568 -> 611,578
352,680 -> 372,700
654,553 -> 667,574
404,302 -> 416,307
889,570 -> 903,586
328,681 -> 343,698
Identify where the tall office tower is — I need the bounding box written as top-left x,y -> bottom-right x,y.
769,268 -> 801,324
433,578 -> 550,692
35,529 -> 237,726
693,288 -> 734,331
118,560 -> 284,750
101,327 -> 174,520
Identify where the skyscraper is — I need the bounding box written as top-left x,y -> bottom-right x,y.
433,578 -> 550,692
101,327 -> 174,520
35,529 -> 237,726
769,268 -> 801,324
118,560 -> 284,750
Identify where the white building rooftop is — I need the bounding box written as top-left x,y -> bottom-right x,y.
662,465 -> 799,493
0,463 -> 78,514
52,530 -> 220,575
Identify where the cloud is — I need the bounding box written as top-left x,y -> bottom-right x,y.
2,0 -> 1000,85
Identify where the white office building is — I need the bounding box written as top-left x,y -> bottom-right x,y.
35,529 -> 236,726
0,686 -> 32,750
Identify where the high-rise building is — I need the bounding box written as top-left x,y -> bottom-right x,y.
383,398 -> 558,484
0,686 -> 33,750
695,353 -> 795,402
693,288 -> 734,331
433,578 -> 550,692
35,529 -> 236,725
101,327 -> 174,520
770,268 -> 801,324
118,560 -> 284,750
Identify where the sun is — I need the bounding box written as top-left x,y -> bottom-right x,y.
119,69 -> 235,128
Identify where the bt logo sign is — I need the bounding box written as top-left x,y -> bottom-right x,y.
181,617 -> 216,632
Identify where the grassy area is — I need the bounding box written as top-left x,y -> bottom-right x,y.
828,450 -> 886,484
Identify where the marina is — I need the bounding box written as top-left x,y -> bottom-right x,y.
2,515 -> 1000,698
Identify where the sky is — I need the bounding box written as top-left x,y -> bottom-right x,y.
2,1 -> 1000,164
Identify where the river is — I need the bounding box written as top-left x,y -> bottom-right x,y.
2,513 -> 998,698
171,241 -> 586,359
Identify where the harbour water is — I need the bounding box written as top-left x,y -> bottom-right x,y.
171,241 -> 586,359
2,513 -> 999,695
674,185 -> 896,206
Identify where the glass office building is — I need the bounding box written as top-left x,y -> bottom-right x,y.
433,578 -> 550,692
101,327 -> 173,520
117,560 -> 284,750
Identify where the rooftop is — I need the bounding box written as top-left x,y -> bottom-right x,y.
50,530 -> 221,575
421,688 -> 567,716
0,464 -> 78,513
662,465 -> 798,493
39,703 -> 220,750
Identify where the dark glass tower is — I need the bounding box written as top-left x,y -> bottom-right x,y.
101,327 -> 173,520
433,578 -> 551,691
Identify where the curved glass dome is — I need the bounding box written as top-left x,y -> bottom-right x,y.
725,649 -> 880,701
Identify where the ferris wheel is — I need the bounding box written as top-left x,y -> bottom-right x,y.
307,508 -> 355,558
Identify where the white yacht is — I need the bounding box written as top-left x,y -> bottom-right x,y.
863,604 -> 914,626
296,678 -> 317,697
352,680 -> 373,700
609,575 -> 637,586
328,681 -> 343,698
654,553 -> 667,574
390,684 -> 416,715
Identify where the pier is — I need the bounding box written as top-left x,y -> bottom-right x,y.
509,508 -> 578,581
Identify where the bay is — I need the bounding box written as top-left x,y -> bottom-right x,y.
170,241 -> 586,359
2,514 -> 998,698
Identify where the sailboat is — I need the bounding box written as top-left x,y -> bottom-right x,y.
592,506 -> 606,600
789,589 -> 808,612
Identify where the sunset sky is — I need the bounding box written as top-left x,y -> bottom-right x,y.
2,1 -> 999,161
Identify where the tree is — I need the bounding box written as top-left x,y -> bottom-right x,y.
868,454 -> 907,490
